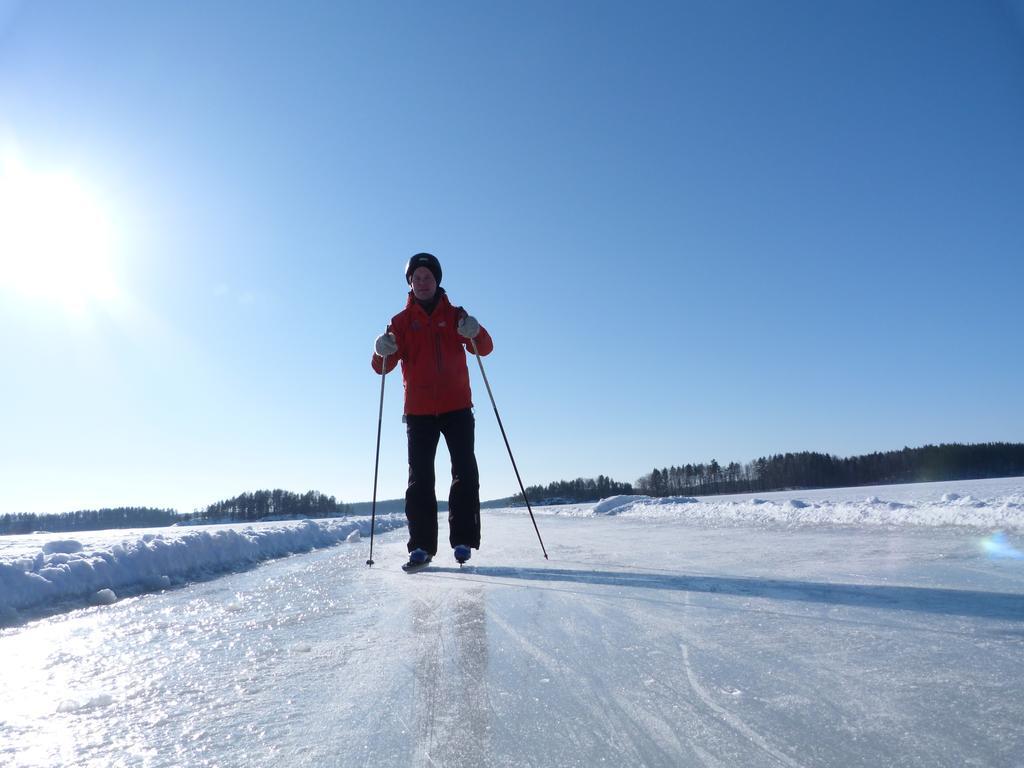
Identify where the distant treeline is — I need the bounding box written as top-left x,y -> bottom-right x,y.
0,507 -> 179,536
514,475 -> 635,504
512,443 -> 1024,504
0,490 -> 350,536
635,442 -> 1024,497
6,443 -> 1022,534
184,489 -> 349,524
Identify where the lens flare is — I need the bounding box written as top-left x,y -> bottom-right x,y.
981,531 -> 1023,560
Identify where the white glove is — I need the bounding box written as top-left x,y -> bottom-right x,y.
374,333 -> 397,357
457,315 -> 480,339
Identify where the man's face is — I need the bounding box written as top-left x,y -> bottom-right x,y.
410,266 -> 437,301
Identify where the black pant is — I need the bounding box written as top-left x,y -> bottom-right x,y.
405,408 -> 481,556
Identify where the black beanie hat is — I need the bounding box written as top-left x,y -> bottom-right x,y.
405,252 -> 442,285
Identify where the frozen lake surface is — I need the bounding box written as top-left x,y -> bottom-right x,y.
1,478 -> 1023,766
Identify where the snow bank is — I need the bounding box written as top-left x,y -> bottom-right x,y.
533,478 -> 1024,530
0,516 -> 403,622
592,495 -> 663,515
41,540 -> 83,555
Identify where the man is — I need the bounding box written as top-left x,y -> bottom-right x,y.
371,253 -> 493,570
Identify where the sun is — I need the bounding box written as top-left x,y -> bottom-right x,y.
0,153 -> 119,313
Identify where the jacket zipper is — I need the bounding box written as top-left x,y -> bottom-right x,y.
433,325 -> 443,415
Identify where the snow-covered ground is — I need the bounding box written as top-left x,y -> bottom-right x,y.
0,516 -> 407,623
1,477 -> 1023,767
537,476 -> 1024,529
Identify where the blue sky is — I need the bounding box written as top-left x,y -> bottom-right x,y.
1,1 -> 1022,515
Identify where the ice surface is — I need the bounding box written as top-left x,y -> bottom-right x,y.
56,692 -> 114,713
1,479 -> 1022,767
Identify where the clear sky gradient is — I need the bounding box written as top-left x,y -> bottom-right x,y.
2,1 -> 1022,514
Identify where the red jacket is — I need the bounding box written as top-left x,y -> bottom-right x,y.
371,290 -> 493,416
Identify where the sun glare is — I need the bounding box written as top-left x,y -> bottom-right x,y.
0,154 -> 119,313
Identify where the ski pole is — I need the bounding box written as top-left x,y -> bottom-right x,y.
469,338 -> 549,560
366,348 -> 389,567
